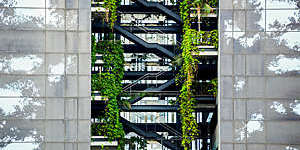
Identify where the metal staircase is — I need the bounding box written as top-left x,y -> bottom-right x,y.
134,0 -> 182,23
114,24 -> 175,59
120,117 -> 179,150
136,26 -> 182,46
159,122 -> 182,137
123,71 -> 165,91
129,78 -> 175,104
91,0 -> 219,149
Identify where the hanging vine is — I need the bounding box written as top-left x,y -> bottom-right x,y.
208,78 -> 218,97
103,0 -> 120,29
178,0 -> 199,149
92,0 -> 125,149
125,136 -> 147,150
178,1 -> 218,149
92,35 -> 126,150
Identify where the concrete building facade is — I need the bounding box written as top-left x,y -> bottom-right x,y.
1,0 -> 300,149
0,0 -> 91,149
219,0 -> 300,149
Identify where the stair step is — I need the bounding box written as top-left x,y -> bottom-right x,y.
135,0 -> 182,23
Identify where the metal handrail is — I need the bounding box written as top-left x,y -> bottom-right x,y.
128,113 -> 182,138
137,26 -> 182,46
158,122 -> 182,137
123,71 -> 165,91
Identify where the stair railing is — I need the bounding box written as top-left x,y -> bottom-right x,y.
158,122 -> 182,138
136,26 -> 181,56
137,26 -> 182,46
123,70 -> 166,92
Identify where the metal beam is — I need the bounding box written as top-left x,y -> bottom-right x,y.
91,4 -> 179,13
124,71 -> 174,80
123,26 -> 181,33
123,105 -> 178,112
91,101 -> 216,112
122,44 -> 177,54
120,117 -> 180,150
121,105 -> 216,112
93,24 -> 181,33
135,0 -> 182,23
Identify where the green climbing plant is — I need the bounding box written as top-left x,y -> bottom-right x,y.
207,0 -> 218,8
178,0 -> 218,149
178,1 -> 218,149
92,0 -> 125,148
208,78 -> 218,97
91,35 -> 97,67
194,30 -> 219,48
178,0 -> 200,149
208,29 -> 218,48
192,0 -> 214,32
125,136 -> 147,150
103,0 -> 120,29
92,35 -> 126,150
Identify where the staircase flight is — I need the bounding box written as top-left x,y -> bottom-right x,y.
135,0 -> 182,23
129,78 -> 175,104
114,25 -> 175,59
120,117 -> 180,150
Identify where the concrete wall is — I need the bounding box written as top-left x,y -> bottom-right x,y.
0,0 -> 91,149
219,0 -> 300,149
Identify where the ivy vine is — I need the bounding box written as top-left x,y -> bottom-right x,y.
208,78 -> 218,97
198,30 -> 218,48
92,0 -> 125,148
178,0 -> 218,149
103,0 -> 120,29
125,136 -> 147,150
92,33 -> 125,150
179,0 -> 199,149
208,0 -> 218,8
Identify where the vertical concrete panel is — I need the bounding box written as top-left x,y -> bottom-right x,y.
0,0 -> 91,149
220,0 -> 300,149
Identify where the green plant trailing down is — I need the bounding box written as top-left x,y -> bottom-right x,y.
91,35 -> 97,67
207,0 -> 218,8
179,0 -> 200,149
197,30 -> 218,48
208,78 -> 218,97
92,34 -> 126,150
178,1 -> 218,149
92,0 -> 125,148
103,0 -> 120,29
125,136 -> 147,150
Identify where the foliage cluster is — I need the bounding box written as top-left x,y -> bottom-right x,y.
125,136 -> 147,150
178,0 -> 218,149
208,78 -> 218,97
103,0 -> 120,29
91,33 -> 125,150
197,30 -> 218,48
207,0 -> 218,8
179,0 -> 200,149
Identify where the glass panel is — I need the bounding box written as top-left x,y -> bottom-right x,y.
0,0 -> 45,8
266,10 -> 300,31
265,32 -> 300,52
0,120 -> 44,143
0,75 -> 45,97
246,0 -> 265,9
0,143 -> 43,150
0,8 -> 45,30
0,54 -> 44,74
46,9 -> 64,30
266,0 -> 299,9
46,0 -> 65,8
0,98 -> 45,119
66,10 -> 78,30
